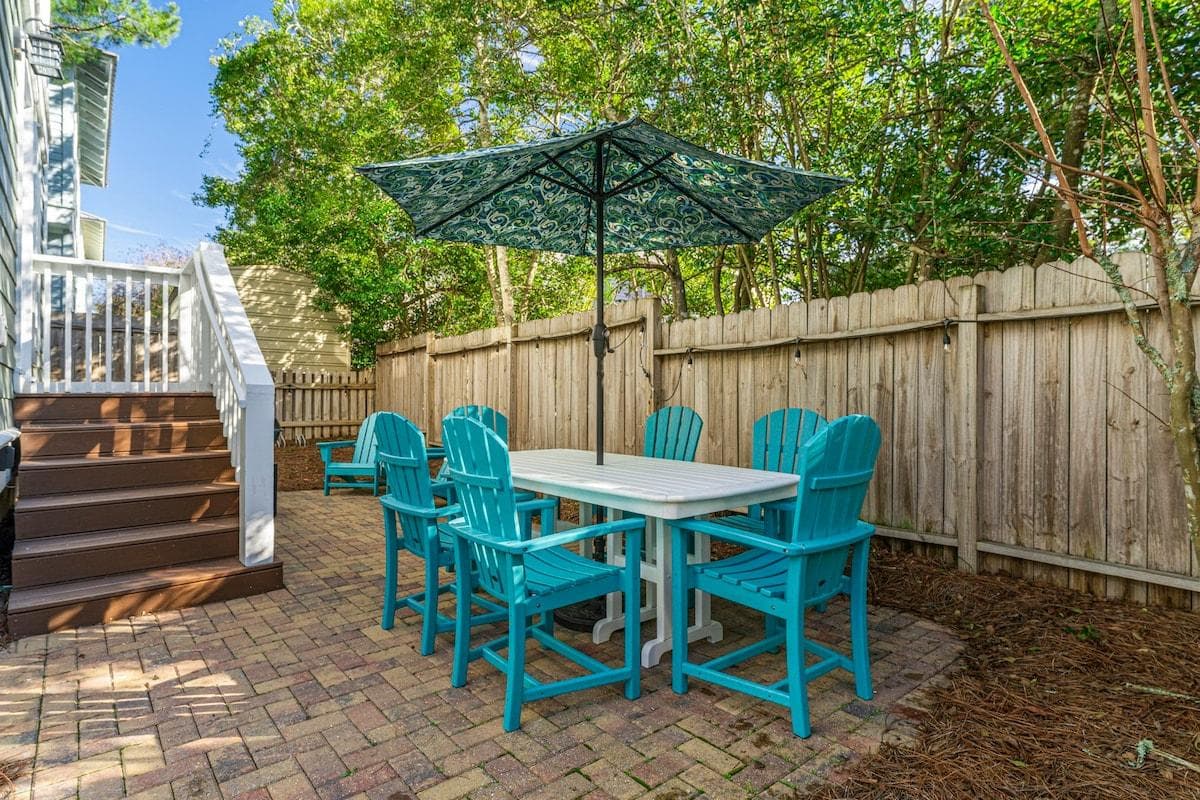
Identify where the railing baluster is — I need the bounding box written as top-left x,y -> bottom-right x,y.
161,274 -> 170,388
84,265 -> 94,390
143,275 -> 151,391
63,267 -> 74,391
124,273 -> 132,387
104,269 -> 113,388
39,264 -> 50,388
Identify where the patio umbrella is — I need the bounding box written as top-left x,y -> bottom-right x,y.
358,117 -> 848,465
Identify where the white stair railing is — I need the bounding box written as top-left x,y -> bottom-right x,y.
17,242 -> 276,567
181,242 -> 276,565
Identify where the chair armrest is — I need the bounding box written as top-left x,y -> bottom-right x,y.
316,440 -> 356,464
673,517 -> 792,554
516,496 -> 558,514
519,516 -> 644,553
447,516 -> 643,555
787,521 -> 875,555
380,495 -> 461,520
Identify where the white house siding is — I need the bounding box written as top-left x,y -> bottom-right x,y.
0,0 -> 20,428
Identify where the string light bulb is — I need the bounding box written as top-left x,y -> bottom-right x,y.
943,319 -> 952,352
686,347 -> 694,368
793,346 -> 802,366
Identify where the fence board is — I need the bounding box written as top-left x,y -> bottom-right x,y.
373,260 -> 1200,608
273,368 -> 375,443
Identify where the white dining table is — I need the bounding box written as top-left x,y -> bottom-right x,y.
508,448 -> 800,668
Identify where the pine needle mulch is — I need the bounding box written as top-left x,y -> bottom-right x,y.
808,549 -> 1200,800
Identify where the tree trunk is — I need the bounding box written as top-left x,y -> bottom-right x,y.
712,246 -> 726,316
663,249 -> 688,316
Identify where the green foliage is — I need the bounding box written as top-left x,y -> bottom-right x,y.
52,0 -> 180,62
202,0 -> 1200,362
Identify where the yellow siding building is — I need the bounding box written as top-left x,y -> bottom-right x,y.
230,264 -> 351,372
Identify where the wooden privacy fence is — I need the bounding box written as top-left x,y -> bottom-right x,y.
274,369 -> 376,443
376,256 -> 1200,608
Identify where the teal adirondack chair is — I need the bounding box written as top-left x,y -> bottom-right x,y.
437,405 -> 536,507
725,408 -> 828,536
644,406 -> 703,461
375,412 -> 557,652
318,412 -> 385,495
441,416 -> 644,732
669,414 -> 882,738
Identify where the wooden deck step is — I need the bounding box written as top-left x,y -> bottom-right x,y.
12,518 -> 240,587
19,450 -> 235,496
16,482 -> 241,539
6,557 -> 285,637
18,420 -> 227,458
14,392 -> 219,424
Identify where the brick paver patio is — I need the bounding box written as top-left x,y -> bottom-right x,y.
1,491 -> 963,800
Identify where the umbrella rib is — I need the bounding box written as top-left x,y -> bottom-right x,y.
532,170 -> 592,197
607,139 -> 759,242
415,139 -> 597,237
604,152 -> 673,198
543,151 -> 594,195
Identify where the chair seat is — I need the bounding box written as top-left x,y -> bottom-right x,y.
327,461 -> 375,474
526,547 -> 620,596
695,548 -> 844,601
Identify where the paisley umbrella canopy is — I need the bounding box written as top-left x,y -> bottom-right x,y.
358,117 -> 849,463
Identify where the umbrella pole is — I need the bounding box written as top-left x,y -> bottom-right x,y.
591,138 -> 608,466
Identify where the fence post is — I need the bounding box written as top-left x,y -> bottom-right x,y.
954,284 -> 983,572
424,331 -> 438,444
645,297 -> 663,416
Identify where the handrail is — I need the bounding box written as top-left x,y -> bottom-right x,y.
189,253 -> 247,407
32,253 -> 184,277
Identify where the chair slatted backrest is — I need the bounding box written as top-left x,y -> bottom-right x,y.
752,408 -> 827,474
355,411 -> 385,463
442,416 -> 521,599
789,415 -> 882,597
747,408 -> 826,522
376,413 -> 439,560
644,406 -> 703,461
447,405 -> 510,443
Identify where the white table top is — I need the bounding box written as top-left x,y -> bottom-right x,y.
508,448 -> 798,520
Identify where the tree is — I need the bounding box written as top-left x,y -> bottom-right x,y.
51,0 -> 180,62
980,0 -> 1200,562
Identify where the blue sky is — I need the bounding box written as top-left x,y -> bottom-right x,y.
81,0 -> 273,261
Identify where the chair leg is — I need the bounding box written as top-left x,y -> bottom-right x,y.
451,541 -> 472,688
381,524 -> 398,631
849,543 -> 874,700
503,605 -> 528,732
785,608 -> 812,738
419,556 -> 440,656
539,611 -> 554,636
323,474 -> 331,496
671,526 -> 689,694
623,529 -> 642,700
765,614 -> 781,652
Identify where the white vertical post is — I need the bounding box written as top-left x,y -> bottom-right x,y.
84,265 -> 94,389
63,268 -> 73,390
16,71 -> 39,394
160,275 -> 169,387
40,263 -> 51,387
123,274 -> 132,386
177,260 -> 195,388
241,380 -> 275,565
104,270 -> 112,388
142,276 -> 151,390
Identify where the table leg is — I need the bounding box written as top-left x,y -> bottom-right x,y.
640,518 -> 723,668
594,513 -> 656,644
579,501 -> 595,558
